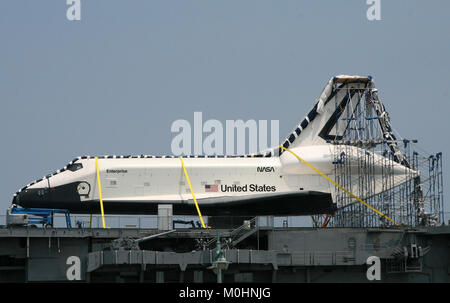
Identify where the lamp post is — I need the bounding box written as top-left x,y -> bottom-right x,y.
208,231 -> 231,283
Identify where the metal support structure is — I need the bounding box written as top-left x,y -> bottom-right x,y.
314,81 -> 443,228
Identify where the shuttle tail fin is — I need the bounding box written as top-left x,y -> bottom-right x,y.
278,75 -> 373,154
256,75 -> 410,168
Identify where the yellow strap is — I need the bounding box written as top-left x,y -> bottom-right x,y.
179,157 -> 206,228
279,145 -> 399,226
310,215 -> 318,227
95,157 -> 106,229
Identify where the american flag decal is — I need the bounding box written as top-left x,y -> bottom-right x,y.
205,184 -> 219,192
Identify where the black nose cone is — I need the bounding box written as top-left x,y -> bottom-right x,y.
14,188 -> 49,208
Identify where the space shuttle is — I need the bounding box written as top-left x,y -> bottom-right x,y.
12,75 -> 417,216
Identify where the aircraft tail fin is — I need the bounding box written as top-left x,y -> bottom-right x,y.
255,75 -> 407,164
278,75 -> 373,153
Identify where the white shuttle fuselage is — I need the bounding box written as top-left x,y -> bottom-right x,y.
12,76 -> 417,216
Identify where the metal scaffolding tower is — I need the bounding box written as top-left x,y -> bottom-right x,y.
314,81 -> 444,228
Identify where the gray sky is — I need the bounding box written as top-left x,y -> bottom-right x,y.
0,1 -> 448,221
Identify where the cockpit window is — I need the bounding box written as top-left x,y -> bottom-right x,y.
67,163 -> 83,172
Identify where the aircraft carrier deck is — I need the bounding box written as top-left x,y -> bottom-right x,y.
0,216 -> 449,283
